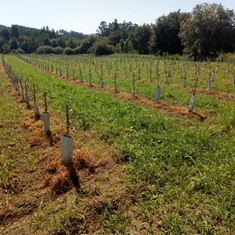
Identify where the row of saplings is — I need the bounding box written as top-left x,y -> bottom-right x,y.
2,56 -> 74,169
18,54 -> 235,113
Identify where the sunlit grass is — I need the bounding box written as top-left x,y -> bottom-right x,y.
4,54 -> 235,234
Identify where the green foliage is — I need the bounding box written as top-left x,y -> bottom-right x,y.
36,45 -> 55,54
1,2 -> 235,58
0,24 -> 87,54
0,39 -> 4,53
2,43 -> 9,53
16,48 -> 25,54
180,3 -> 235,58
217,53 -> 235,62
129,24 -> 152,54
67,38 -> 76,49
64,47 -> 74,55
9,38 -> 18,51
76,36 -> 97,54
53,46 -> 64,54
151,10 -> 190,54
49,37 -> 66,48
5,54 -> 235,234
0,28 -> 10,41
10,48 -> 24,54
97,19 -> 135,39
92,40 -> 114,56
97,21 -> 110,37
10,25 -> 19,38
95,5 -> 235,57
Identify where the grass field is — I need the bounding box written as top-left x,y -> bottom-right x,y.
1,54 -> 235,234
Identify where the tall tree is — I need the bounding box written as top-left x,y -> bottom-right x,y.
11,25 -> 20,38
109,31 -> 122,46
150,11 -> 190,54
129,24 -> 152,54
179,3 -> 235,58
0,38 -> 4,53
67,38 -> 77,48
0,28 -> 10,41
9,38 -> 18,51
109,19 -> 119,33
96,21 -> 110,37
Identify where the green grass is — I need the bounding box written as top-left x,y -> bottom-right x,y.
19,54 -> 235,121
21,54 -> 235,93
0,73 -> 21,193
4,54 -> 235,234
29,199 -> 88,234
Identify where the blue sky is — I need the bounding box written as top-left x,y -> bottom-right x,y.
1,0 -> 234,34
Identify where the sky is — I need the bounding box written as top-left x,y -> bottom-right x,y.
0,0 -> 234,34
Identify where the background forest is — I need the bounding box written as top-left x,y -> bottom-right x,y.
0,3 -> 235,59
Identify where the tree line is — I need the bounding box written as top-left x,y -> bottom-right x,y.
0,3 -> 234,59
0,24 -> 87,54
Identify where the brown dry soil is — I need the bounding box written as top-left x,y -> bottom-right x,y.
0,64 -> 136,234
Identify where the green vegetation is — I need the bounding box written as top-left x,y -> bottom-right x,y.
0,68 -> 27,195
0,24 -> 87,54
1,3 -> 234,58
180,3 -> 235,58
3,54 -> 235,234
19,53 -> 235,117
